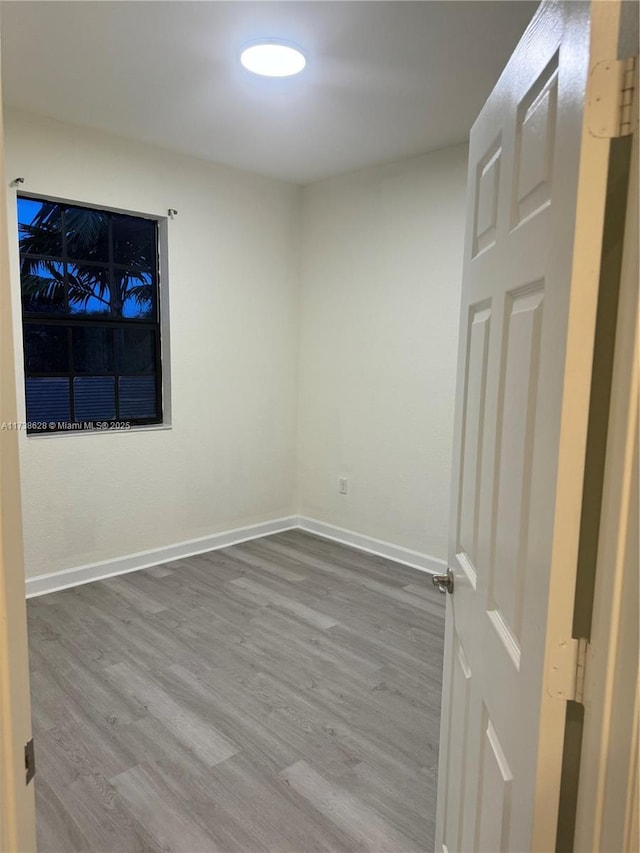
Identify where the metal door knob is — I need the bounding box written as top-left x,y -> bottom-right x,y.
432,568 -> 454,594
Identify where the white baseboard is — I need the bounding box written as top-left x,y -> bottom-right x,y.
297,516 -> 446,575
25,516 -> 298,598
25,513 -> 445,597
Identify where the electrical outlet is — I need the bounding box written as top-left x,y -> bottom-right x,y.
338,477 -> 348,495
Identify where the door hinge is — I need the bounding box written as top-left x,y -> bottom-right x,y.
588,56 -> 638,138
25,737 -> 35,785
547,637 -> 589,704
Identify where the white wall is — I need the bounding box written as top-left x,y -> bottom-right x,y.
5,109 -> 468,581
297,146 -> 468,561
4,109 -> 301,579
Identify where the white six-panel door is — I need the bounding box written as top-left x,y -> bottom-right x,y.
435,2 -> 626,850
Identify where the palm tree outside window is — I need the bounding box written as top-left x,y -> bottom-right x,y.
17,197 -> 163,432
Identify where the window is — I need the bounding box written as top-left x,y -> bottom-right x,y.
17,197 -> 163,433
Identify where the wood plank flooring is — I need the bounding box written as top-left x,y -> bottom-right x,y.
27,530 -> 445,853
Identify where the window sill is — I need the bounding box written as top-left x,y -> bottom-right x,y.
25,423 -> 172,439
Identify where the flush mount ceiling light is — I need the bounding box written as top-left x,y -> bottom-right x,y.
240,41 -> 306,77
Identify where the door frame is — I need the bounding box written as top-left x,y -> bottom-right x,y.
573,91 -> 639,852
531,3 -> 631,843
0,10 -> 38,851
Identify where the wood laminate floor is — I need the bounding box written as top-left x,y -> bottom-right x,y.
27,530 -> 445,853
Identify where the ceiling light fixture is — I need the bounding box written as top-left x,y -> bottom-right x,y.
240,40 -> 306,77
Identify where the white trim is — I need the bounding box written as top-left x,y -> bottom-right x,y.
25,514 -> 445,598
25,516 -> 298,598
297,516 -> 446,575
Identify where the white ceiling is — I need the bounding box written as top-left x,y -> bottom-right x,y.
0,1 -> 538,184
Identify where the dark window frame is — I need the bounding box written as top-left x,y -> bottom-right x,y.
18,195 -> 163,433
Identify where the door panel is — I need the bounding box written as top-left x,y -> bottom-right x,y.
458,302 -> 491,576
476,715 -> 513,853
512,54 -> 558,226
443,642 -> 472,852
490,282 -> 544,658
473,143 -> 501,256
436,2 -> 624,850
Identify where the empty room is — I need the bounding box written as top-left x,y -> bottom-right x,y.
0,1 -> 637,852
